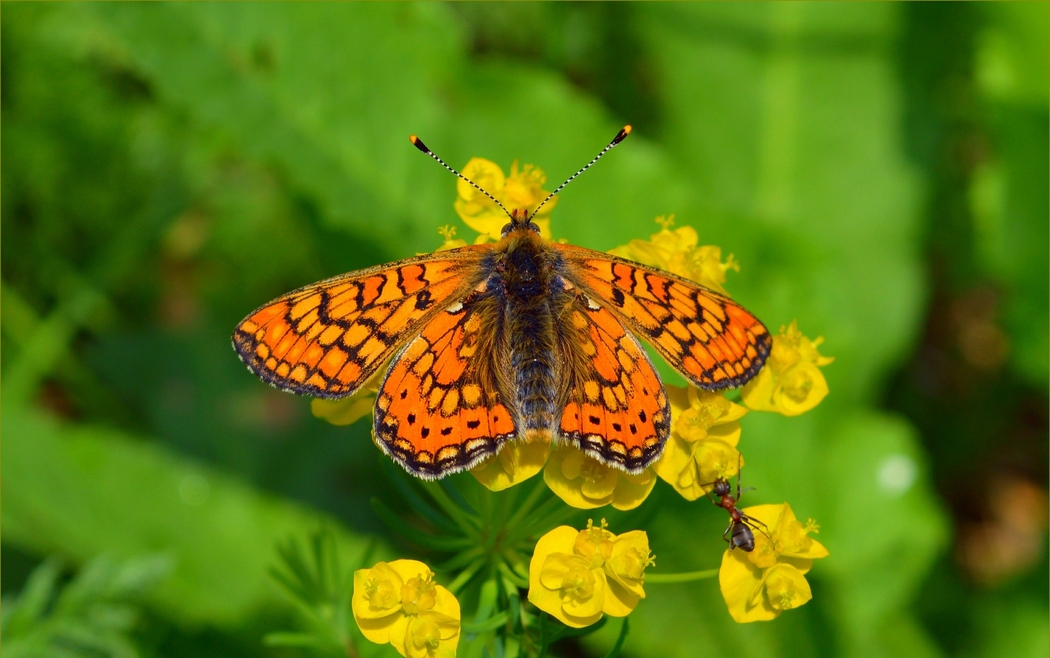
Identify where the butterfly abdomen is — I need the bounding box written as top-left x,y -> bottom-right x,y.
496,232 -> 561,439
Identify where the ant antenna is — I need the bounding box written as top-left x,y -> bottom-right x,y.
409,135 -> 513,220
528,125 -> 632,221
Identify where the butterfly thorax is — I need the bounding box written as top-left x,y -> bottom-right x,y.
488,226 -> 566,441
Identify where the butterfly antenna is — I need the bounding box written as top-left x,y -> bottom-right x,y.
410,135 -> 513,220
528,125 -> 632,221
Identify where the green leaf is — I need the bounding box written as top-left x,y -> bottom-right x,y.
1,406 -> 371,627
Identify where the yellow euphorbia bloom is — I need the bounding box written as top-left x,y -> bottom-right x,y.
454,158 -> 555,242
353,560 -> 461,658
470,440 -> 550,492
543,446 -> 656,510
311,368 -> 385,427
654,385 -> 748,501
741,320 -> 834,416
608,215 -> 738,294
528,520 -> 653,628
434,225 -> 468,252
719,503 -> 828,623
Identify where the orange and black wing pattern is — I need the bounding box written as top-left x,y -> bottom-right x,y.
232,249 -> 485,398
557,294 -> 671,472
374,285 -> 517,479
556,244 -> 771,390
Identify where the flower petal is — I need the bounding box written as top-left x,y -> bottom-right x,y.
760,563 -> 813,612
719,549 -> 777,623
529,526 -> 605,628
353,562 -> 405,620
471,439 -> 549,492
604,530 -> 651,598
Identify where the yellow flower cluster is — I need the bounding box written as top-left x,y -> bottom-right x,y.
741,320 -> 834,416
528,520 -> 653,628
654,385 -> 748,501
353,560 -> 461,658
311,368 -> 384,427
544,446 -> 656,510
718,503 -> 828,623
608,215 -> 738,294
469,439 -> 550,492
454,158 -> 555,242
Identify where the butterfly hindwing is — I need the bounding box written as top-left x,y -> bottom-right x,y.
374,285 -> 517,479
232,249 -> 486,398
557,244 -> 772,390
556,293 -> 671,473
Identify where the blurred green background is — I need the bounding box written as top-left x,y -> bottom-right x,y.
2,3 -> 1047,657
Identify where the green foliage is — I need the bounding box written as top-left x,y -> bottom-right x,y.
2,554 -> 172,658
2,407 -> 371,628
264,529 -> 375,657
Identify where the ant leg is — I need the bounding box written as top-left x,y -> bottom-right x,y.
722,523 -> 732,543
741,513 -> 772,541
694,461 -> 721,505
734,453 -> 744,500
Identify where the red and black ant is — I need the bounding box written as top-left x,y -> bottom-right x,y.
701,464 -> 770,552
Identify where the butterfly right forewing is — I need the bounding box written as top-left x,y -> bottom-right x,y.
556,244 -> 771,390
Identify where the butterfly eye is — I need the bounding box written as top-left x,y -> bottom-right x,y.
501,222 -> 513,238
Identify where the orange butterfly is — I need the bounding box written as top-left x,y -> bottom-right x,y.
233,127 -> 771,479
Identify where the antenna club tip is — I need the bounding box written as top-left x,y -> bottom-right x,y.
409,134 -> 430,153
612,125 -> 632,145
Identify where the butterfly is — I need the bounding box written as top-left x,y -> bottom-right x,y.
232,127 -> 772,480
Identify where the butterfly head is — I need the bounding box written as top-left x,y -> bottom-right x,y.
501,208 -> 542,238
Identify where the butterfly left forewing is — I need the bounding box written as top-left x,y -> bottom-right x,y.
232,249 -> 486,398
555,244 -> 771,390
555,293 -> 670,473
374,284 -> 517,479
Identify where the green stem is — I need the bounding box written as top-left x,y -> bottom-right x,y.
645,568 -> 719,584
423,482 -> 481,536
603,617 -> 630,658
504,477 -> 551,531
462,611 -> 509,634
446,558 -> 486,595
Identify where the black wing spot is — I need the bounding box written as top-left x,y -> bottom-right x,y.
612,422 -> 622,432
611,288 -> 626,307
421,426 -> 430,438
629,423 -> 637,434
466,419 -> 481,430
440,426 -> 453,436
400,389 -> 408,400
638,410 -> 647,422
414,289 -> 434,310
407,413 -> 416,425
588,415 -> 601,425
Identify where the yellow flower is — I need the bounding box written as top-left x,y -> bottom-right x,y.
718,503 -> 828,623
528,520 -> 653,628
353,560 -> 461,658
454,158 -> 555,242
311,368 -> 385,427
470,440 -> 550,492
543,445 -> 656,510
741,320 -> 834,416
608,215 -> 738,293
434,225 -> 467,252
654,385 -> 748,501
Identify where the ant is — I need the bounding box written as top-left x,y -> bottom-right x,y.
701,461 -> 770,553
